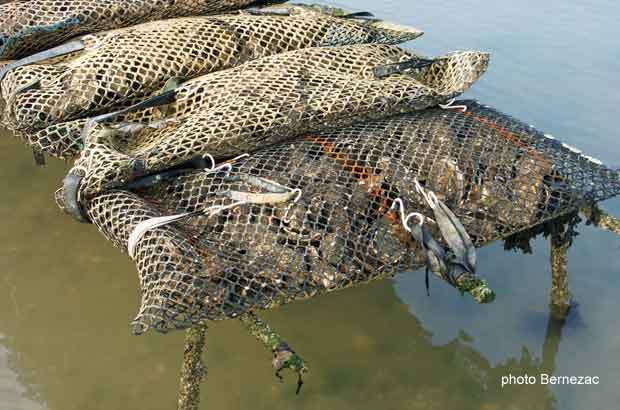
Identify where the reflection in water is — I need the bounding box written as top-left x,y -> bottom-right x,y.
542,318 -> 565,376
0,233 -> 564,410
0,134 -> 564,408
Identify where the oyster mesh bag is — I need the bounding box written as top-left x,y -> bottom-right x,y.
64,44 -> 489,200
0,0 -> 287,59
0,4 -> 423,137
56,101 -> 620,334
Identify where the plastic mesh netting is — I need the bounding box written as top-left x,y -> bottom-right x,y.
0,4 -> 423,136
0,0 -> 286,59
64,44 -> 489,200
55,101 -> 620,334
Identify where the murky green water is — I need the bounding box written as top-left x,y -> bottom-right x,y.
1,1 -> 620,409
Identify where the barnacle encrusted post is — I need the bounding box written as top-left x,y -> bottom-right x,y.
548,220 -> 572,321
581,202 -> 620,234
178,323 -> 208,410
238,312 -> 308,394
456,274 -> 496,303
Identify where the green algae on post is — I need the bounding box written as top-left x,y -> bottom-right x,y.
581,203 -> 620,234
178,323 -> 208,410
238,312 -> 308,394
456,275 -> 496,304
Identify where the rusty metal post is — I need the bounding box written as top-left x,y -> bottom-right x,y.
178,323 -> 208,410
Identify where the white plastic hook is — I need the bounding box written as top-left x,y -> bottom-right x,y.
403,212 -> 425,231
202,153 -> 216,169
230,153 -> 250,162
391,198 -> 424,233
280,188 -> 303,225
203,153 -> 250,175
439,98 -> 468,113
414,179 -> 441,209
391,198 -> 407,223
291,188 -> 303,203
212,163 -> 233,174
426,191 -> 440,209
202,153 -> 234,175
414,179 -> 430,203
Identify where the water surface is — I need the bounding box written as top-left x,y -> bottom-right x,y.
1,1 -> 619,409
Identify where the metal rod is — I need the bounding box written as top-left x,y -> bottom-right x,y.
178,323 -> 208,410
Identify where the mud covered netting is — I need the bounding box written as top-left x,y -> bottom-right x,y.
0,0 -> 291,59
55,101 -> 620,333
65,44 -> 489,199
0,4 -> 423,137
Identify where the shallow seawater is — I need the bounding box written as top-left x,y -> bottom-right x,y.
1,1 -> 619,409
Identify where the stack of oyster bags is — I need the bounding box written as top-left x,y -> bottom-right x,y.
1,1 -> 619,335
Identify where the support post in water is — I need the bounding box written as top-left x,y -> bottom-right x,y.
549,221 -> 572,321
178,323 -> 208,410
581,202 -> 620,234
541,310 -> 566,373
238,312 -> 308,394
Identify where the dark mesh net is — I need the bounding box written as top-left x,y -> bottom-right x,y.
64,44 -> 489,199
55,101 -> 620,334
0,4 -> 422,137
0,0 -> 287,59
4,4 -> 616,337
